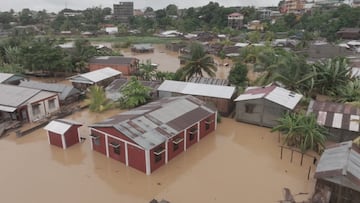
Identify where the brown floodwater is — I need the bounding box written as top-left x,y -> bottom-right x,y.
0,108 -> 316,203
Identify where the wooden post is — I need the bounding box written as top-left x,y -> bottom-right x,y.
290,150 -> 294,163
300,153 -> 304,166
280,146 -> 283,160
307,166 -> 311,180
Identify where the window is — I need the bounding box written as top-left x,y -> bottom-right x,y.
173,143 -> 179,151
245,103 -> 256,113
155,154 -> 162,162
154,147 -> 165,163
32,104 -> 41,116
110,142 -> 120,155
48,99 -> 56,109
90,134 -> 100,145
205,118 -> 213,130
189,133 -> 195,141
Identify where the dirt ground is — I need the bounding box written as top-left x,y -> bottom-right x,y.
0,108 -> 316,203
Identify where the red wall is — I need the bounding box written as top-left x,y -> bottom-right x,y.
64,125 -> 81,148
150,143 -> 166,173
90,129 -> 106,155
107,136 -> 126,163
186,123 -> 199,149
49,132 -> 63,148
89,64 -> 132,76
94,127 -> 137,145
127,145 -> 146,173
167,132 -> 185,161
199,114 -> 216,139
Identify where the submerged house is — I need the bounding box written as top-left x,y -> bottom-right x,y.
0,73 -> 24,85
307,100 -> 360,142
131,44 -> 154,53
44,119 -> 82,149
0,84 -> 60,123
234,85 -> 303,128
88,56 -> 139,76
67,67 -> 121,91
19,80 -> 81,105
105,78 -> 161,101
157,80 -> 236,116
89,95 -> 217,175
314,141 -> 360,203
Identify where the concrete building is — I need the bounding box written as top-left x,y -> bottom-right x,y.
0,84 -> 60,123
157,80 -> 236,116
89,95 -> 217,175
227,13 -> 244,30
113,2 -> 134,24
234,85 -> 303,128
88,56 -> 139,76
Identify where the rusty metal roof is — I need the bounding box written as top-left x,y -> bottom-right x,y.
308,100 -> 360,132
91,96 -> 216,150
315,141 -> 360,192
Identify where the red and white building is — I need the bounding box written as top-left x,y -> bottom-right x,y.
89,95 -> 217,175
44,119 -> 82,149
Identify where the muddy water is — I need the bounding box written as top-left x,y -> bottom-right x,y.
0,108 -> 315,203
121,44 -> 231,80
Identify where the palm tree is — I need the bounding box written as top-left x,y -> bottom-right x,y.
119,77 -> 151,109
87,85 -> 112,112
272,113 -> 329,153
312,57 -> 353,96
179,43 -> 217,81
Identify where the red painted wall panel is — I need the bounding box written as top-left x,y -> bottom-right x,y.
167,132 -> 185,161
64,125 -> 81,148
94,127 -> 137,145
199,113 -> 216,139
186,123 -> 199,149
107,137 -> 126,164
150,143 -> 166,173
127,145 -> 146,173
49,131 -> 63,148
90,129 -> 106,155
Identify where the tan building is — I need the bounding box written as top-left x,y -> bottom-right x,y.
227,12 -> 244,29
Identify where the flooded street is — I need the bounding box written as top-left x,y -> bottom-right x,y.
121,44 -> 231,80
0,108 -> 315,203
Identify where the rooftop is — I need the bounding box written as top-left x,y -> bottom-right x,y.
88,56 -> 137,65
68,67 -> 121,84
234,85 -> 303,110
44,119 -> 82,135
91,96 -> 216,150
0,84 -> 41,112
157,80 -> 236,99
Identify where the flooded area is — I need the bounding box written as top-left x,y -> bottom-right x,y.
0,108 -> 316,203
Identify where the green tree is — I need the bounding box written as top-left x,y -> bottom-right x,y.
312,57 -> 353,95
179,43 -> 217,80
137,60 -> 157,81
334,79 -> 360,103
272,113 -> 329,153
87,85 -> 113,112
119,77 -> 151,109
228,63 -> 248,87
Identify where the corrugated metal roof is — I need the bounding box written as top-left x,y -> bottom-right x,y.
0,73 -> 14,83
188,77 -> 229,86
19,80 -> 80,101
89,56 -> 136,65
234,86 -> 303,110
0,84 -> 40,108
158,80 -> 235,99
44,119 -> 82,135
68,67 -> 121,84
315,141 -> 360,192
91,95 -> 216,150
308,101 -> 360,132
132,44 -> 154,50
